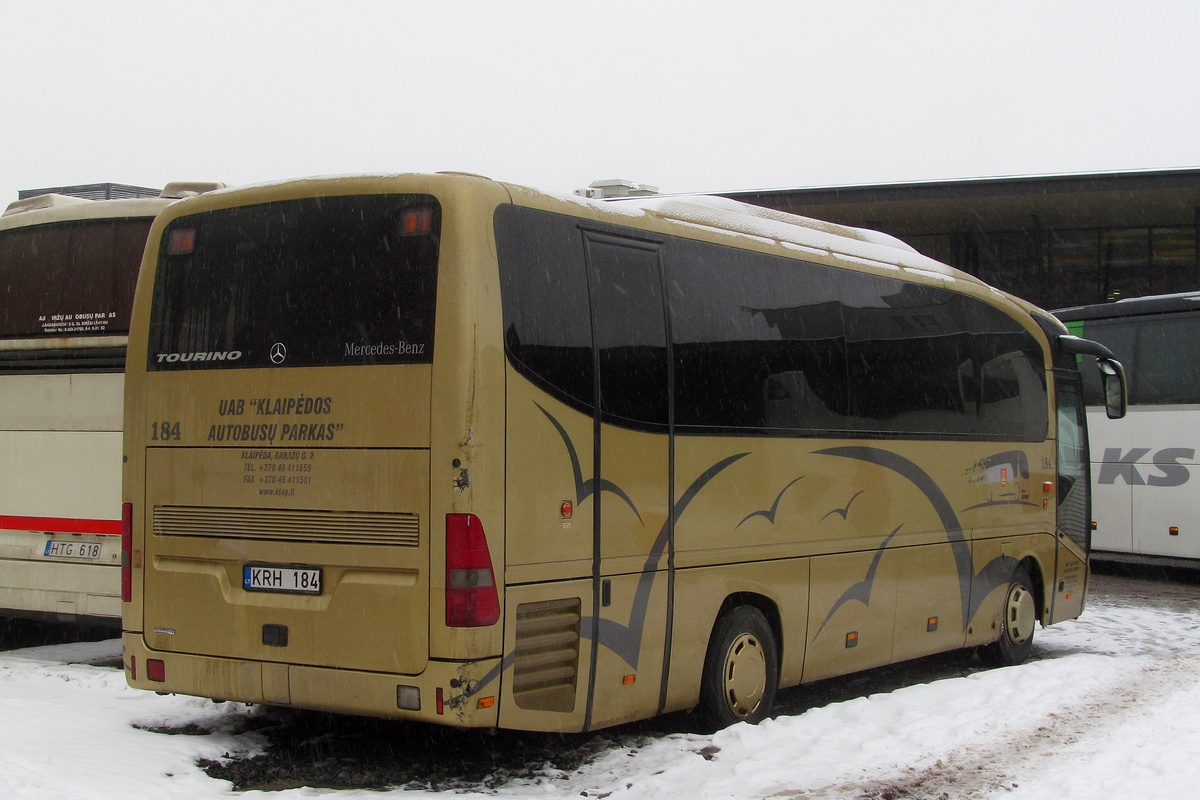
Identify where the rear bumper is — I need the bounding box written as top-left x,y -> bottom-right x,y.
0,557 -> 120,621
122,632 -> 502,727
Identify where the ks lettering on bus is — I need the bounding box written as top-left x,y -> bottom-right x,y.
1097,447 -> 1195,487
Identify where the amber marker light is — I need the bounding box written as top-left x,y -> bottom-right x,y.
477,696 -> 495,710
623,674 -> 636,685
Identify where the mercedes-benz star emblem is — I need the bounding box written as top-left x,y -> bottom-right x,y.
270,343 -> 287,364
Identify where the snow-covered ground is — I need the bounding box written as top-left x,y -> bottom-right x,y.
3,574 -> 1199,799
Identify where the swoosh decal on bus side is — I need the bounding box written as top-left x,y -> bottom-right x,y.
584,451 -> 750,670
466,436 -> 1029,706
534,402 -> 642,523
959,500 -> 1042,512
458,410 -> 748,702
814,446 -> 1027,632
736,476 -> 805,529
813,524 -> 904,639
820,489 -> 864,523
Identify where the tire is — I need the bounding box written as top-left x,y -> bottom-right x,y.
696,605 -> 779,730
979,565 -> 1037,667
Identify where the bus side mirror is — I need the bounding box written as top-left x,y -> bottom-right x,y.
1098,358 -> 1127,420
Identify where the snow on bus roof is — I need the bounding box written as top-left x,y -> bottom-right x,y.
511,184 -> 978,287
619,194 -> 963,280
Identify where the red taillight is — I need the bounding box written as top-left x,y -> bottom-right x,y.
147,659 -> 165,682
121,502 -> 133,603
167,228 -> 195,255
446,513 -> 499,627
400,209 -> 433,235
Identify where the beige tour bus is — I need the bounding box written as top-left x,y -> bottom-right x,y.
121,173 -> 1125,731
0,184 -> 219,625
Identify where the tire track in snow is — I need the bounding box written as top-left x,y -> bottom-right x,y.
772,652 -> 1200,800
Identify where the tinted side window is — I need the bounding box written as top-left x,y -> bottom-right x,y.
585,235 -> 668,428
497,204 -> 1046,439
1135,314 -> 1200,404
667,239 -> 849,432
1074,319 -> 1136,406
842,280 -> 1047,439
1072,314 -> 1200,406
495,205 -> 594,412
842,278 -> 975,433
668,238 -> 1046,440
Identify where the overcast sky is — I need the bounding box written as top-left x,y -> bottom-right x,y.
2,1 -> 1198,203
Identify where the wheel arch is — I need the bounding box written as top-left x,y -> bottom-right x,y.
1018,554 -> 1047,623
713,591 -> 784,672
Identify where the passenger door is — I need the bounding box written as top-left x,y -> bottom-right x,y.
1051,372 -> 1089,623
581,233 -> 672,730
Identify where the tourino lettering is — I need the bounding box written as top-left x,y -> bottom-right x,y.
156,350 -> 242,363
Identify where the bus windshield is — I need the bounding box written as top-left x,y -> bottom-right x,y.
147,194 -> 441,370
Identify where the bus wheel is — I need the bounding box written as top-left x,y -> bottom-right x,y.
980,566 -> 1037,667
697,606 -> 778,730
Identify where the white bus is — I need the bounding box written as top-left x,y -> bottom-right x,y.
0,183 -> 220,625
1056,292 -> 1200,567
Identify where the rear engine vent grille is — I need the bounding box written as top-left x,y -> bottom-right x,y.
153,506 -> 419,547
512,597 -> 581,712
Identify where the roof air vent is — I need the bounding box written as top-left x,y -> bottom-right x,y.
575,179 -> 659,199
159,182 -> 227,199
2,194 -> 91,217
